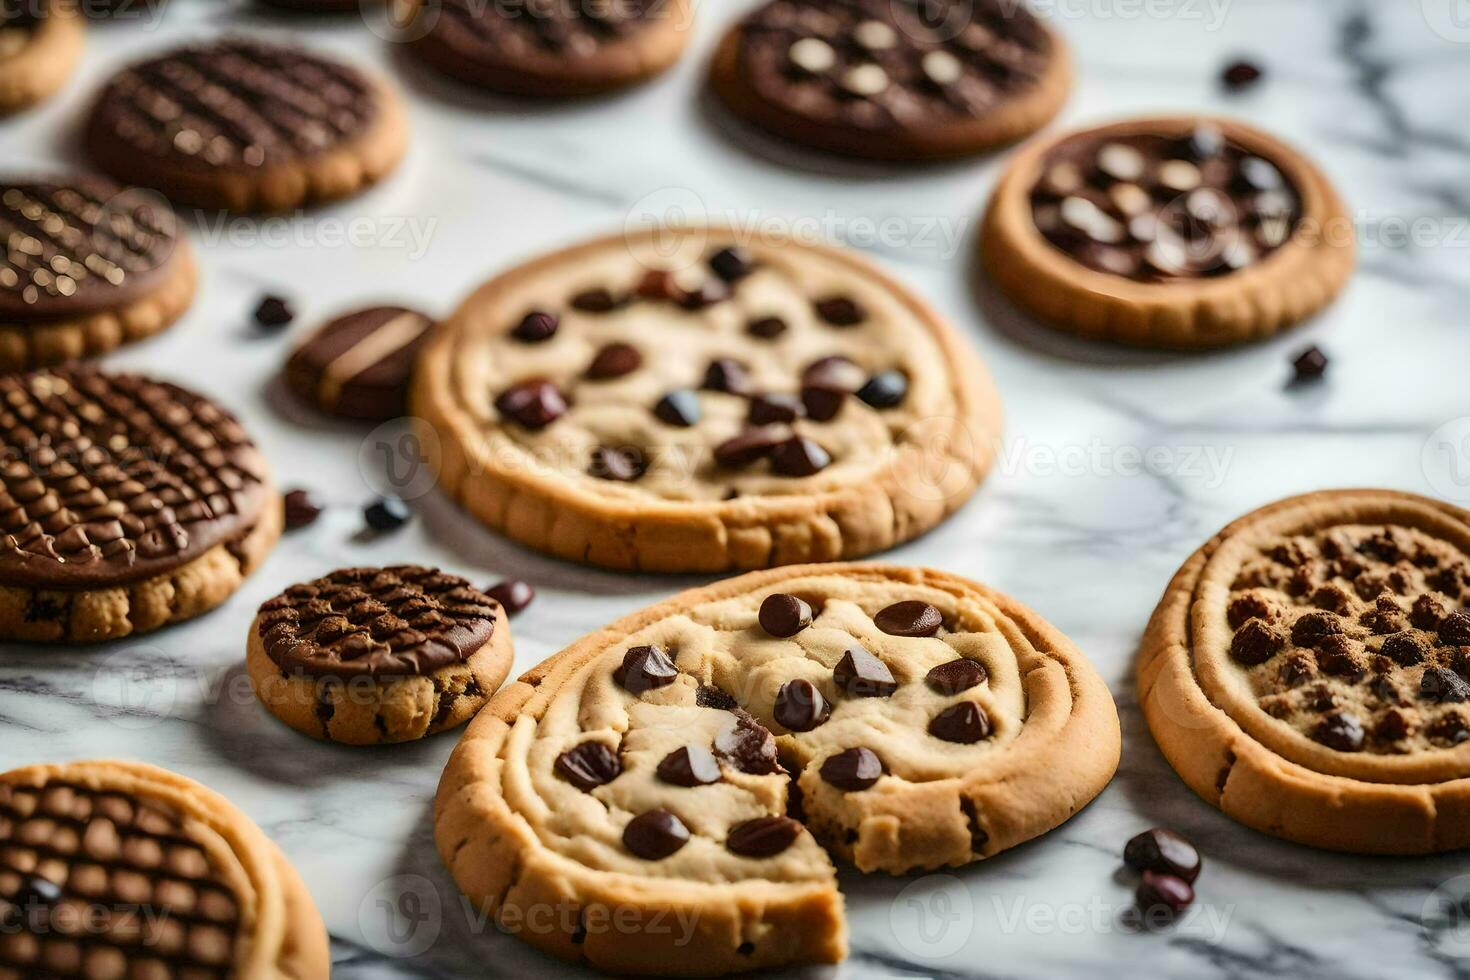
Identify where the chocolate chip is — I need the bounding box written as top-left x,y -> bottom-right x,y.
1221,59 -> 1263,90
1280,653 -> 1316,687
657,745 -> 721,787
709,246 -> 756,282
486,579 -> 534,615
697,685 -> 737,710
1430,711 -> 1470,745
654,390 -> 701,427
512,310 -> 559,343
1291,612 -> 1343,648
748,393 -> 804,425
1227,593 -> 1274,628
1290,346 -> 1329,384
726,816 -> 802,858
759,593 -> 813,637
929,702 -> 991,744
1369,673 -> 1407,707
1184,123 -> 1225,160
773,679 -> 830,732
1439,610 -> 1470,646
714,709 -> 780,774
1318,637 -> 1364,680
1239,156 -> 1285,193
926,659 -> 986,694
589,446 -> 645,482
681,280 -> 731,310
820,747 -> 883,791
1421,667 -> 1470,704
1230,619 -> 1284,666
615,645 -> 678,694
571,287 -> 621,313
586,342 -> 642,380
857,371 -> 908,409
623,810 -> 690,859
495,379 -> 568,430
1313,711 -> 1365,752
800,385 -> 846,422
1136,871 -> 1194,916
747,316 -> 788,339
714,428 -> 784,468
801,355 -> 866,392
635,269 -> 685,303
814,296 -> 866,326
1123,828 -> 1201,883
1381,631 -> 1426,666
555,742 -> 622,791
771,437 -> 831,477
703,358 -> 753,395
283,488 -> 322,530
363,496 -> 411,532
1374,708 -> 1412,743
833,647 -> 897,697
875,600 -> 943,637
1415,594 -> 1449,629
253,294 -> 293,328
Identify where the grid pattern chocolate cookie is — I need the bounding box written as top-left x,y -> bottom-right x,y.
284,306 -> 434,421
411,227 -> 1002,572
982,115 -> 1354,347
0,177 -> 197,370
0,0 -> 82,115
404,0 -> 693,96
710,0 -> 1070,160
435,564 -> 1120,975
0,760 -> 329,979
246,566 -> 513,744
0,369 -> 280,642
83,38 -> 407,211
1139,490 -> 1470,854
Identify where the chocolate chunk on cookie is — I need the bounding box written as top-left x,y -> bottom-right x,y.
0,0 -> 82,114
285,306 -> 434,420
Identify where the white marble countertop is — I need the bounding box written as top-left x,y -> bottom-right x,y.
4,0 -> 1470,977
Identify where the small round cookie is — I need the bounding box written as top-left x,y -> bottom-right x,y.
436,563 -> 1120,975
285,305 -> 435,421
0,760 -> 330,978
0,175 -> 197,370
981,115 -> 1355,348
411,226 -> 1003,572
1138,490 -> 1470,854
0,0 -> 83,115
709,0 -> 1070,160
83,37 -> 408,212
247,566 -> 513,745
403,0 -> 693,97
0,369 -> 281,643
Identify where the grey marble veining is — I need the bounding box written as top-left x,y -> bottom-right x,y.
2,0 -> 1469,977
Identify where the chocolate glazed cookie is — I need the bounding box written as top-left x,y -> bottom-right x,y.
285,305 -> 435,420
0,0 -> 83,114
82,38 -> 407,211
1139,490 -> 1470,854
710,0 -> 1070,160
246,566 -> 514,745
404,0 -> 694,97
981,115 -> 1355,347
0,370 -> 281,643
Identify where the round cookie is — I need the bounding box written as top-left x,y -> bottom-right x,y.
411,226 -> 1003,572
981,115 -> 1355,348
0,369 -> 281,643
435,563 -> 1120,975
0,176 -> 197,370
709,0 -> 1070,160
0,760 -> 330,978
246,566 -> 513,745
82,37 -> 408,212
284,305 -> 434,421
1138,490 -> 1470,854
0,0 -> 83,115
403,0 -> 693,97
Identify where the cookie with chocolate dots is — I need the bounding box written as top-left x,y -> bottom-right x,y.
0,0 -> 82,114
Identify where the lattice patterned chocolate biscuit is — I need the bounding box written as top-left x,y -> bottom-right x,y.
1139,490 -> 1470,854
435,564 -> 1120,975
0,761 -> 329,979
0,0 -> 82,115
411,227 -> 1002,572
710,0 -> 1070,159
247,566 -> 513,744
0,369 -> 280,642
83,38 -> 407,211
405,0 -> 693,96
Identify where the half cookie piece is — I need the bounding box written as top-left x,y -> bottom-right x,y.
0,370 -> 280,643
411,226 -> 1002,572
0,176 -> 196,370
1139,490 -> 1470,854
246,566 -> 514,745
83,38 -> 407,211
710,0 -> 1070,160
982,115 -> 1354,347
0,760 -> 329,978
0,0 -> 83,114
435,564 -> 1120,975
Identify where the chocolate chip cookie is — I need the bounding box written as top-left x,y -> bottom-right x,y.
436,563 -> 1120,974
0,0 -> 82,114
0,760 -> 330,978
0,176 -> 197,370
247,566 -> 513,745
284,305 -> 435,420
411,227 -> 1002,572
710,0 -> 1070,160
982,115 -> 1354,347
1139,490 -> 1470,853
404,0 -> 693,97
83,38 -> 407,211
0,370 -> 281,643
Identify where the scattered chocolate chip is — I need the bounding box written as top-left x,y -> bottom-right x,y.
555,742 -> 622,791
657,745 -> 722,787
1430,711 -> 1470,745
585,342 -> 642,380
635,269 -> 685,303
1227,593 -> 1274,628
1123,828 -> 1201,883
714,428 -> 785,468
512,310 -> 559,343
1291,611 -> 1343,648
1221,59 -> 1263,90
748,393 -> 804,426
773,679 -> 830,732
1439,610 -> 1470,646
800,385 -> 846,422
746,316 -> 788,340
1317,637 -> 1365,680
801,355 -> 866,392
857,371 -> 908,408
929,702 -> 991,744
1369,673 -> 1407,707
814,296 -> 865,326
283,488 -> 323,530
926,659 -> 986,694
495,379 -> 568,430
623,810 -> 690,859
1380,631 -> 1426,666
759,593 -> 813,637
654,389 -> 701,427
709,246 -> 756,282
727,816 -> 802,858
714,709 -> 780,774
1280,654 -> 1316,687
1290,346 -> 1329,384
771,436 -> 831,477
570,287 -> 621,313
703,358 -> 753,395
253,295 -> 293,329
833,647 -> 897,697
1421,667 -> 1470,704
486,579 -> 535,615
1414,594 -> 1448,629
681,280 -> 731,310
875,600 -> 943,637
820,747 -> 883,791
1136,871 -> 1194,916
1230,619 -> 1284,665
1374,708 -> 1413,743
1313,711 -> 1365,752
615,645 -> 678,694
697,685 -> 737,710
590,446 -> 646,482
363,496 -> 410,532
